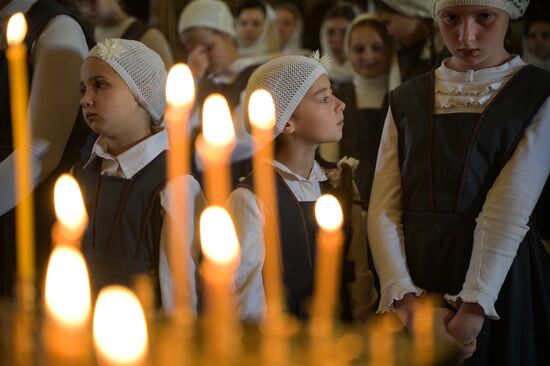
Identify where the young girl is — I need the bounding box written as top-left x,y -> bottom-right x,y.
227,54 -> 377,322
368,0 -> 550,364
74,39 -> 204,313
335,13 -> 399,202
178,0 -> 259,187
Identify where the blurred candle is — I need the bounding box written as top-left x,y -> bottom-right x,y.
199,206 -> 240,358
412,297 -> 435,366
196,94 -> 235,206
7,12 -> 34,307
248,90 -> 284,322
43,246 -> 92,363
310,194 -> 344,336
53,174 -> 88,246
93,286 -> 149,366
164,63 -> 195,322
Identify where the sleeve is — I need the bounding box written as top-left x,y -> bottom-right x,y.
445,96 -> 550,320
140,28 -> 174,69
158,175 -> 206,315
346,181 -> 378,322
0,15 -> 88,214
367,109 -> 425,313
225,187 -> 266,322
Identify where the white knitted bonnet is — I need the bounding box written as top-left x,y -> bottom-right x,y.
178,0 -> 236,38
433,0 -> 530,19
244,53 -> 329,140
87,38 -> 167,124
378,0 -> 434,19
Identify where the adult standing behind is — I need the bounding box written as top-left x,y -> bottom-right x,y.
522,16 -> 550,71
76,0 -> 173,69
235,0 -> 280,61
335,13 -> 399,202
0,0 -> 92,297
368,0 -> 550,363
274,1 -> 309,56
374,0 -> 446,81
320,2 -> 360,86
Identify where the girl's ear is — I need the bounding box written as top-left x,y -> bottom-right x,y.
281,119 -> 295,135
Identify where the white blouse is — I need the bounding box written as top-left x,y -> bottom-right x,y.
367,56 -> 550,319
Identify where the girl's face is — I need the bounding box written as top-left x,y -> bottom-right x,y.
80,58 -> 150,145
286,74 -> 345,144
276,8 -> 296,44
349,25 -> 392,78
437,6 -> 510,71
324,17 -> 351,63
181,28 -> 235,75
236,8 -> 266,46
526,21 -> 550,60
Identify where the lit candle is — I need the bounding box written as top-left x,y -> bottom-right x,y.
165,63 -> 195,322
52,174 -> 88,246
248,89 -> 284,322
196,94 -> 235,206
7,12 -> 34,308
93,286 -> 149,366
199,206 -> 241,359
43,245 -> 92,363
310,194 -> 344,336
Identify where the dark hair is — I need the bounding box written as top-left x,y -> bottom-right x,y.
236,0 -> 267,17
323,1 -> 360,24
274,1 -> 304,21
373,0 -> 398,15
348,17 -> 393,48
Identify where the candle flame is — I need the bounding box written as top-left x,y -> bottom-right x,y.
7,13 -> 27,45
248,89 -> 275,130
166,63 -> 195,107
200,206 -> 239,265
54,174 -> 88,238
315,194 -> 343,231
202,94 -> 235,147
93,286 -> 148,365
45,246 -> 91,327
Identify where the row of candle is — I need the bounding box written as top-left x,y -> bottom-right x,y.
6,11 -> 351,365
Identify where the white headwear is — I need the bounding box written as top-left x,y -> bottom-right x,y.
378,0 -> 433,19
238,1 -> 281,58
433,0 -> 530,19
87,38 -> 167,124
178,0 -> 236,38
244,53 -> 330,139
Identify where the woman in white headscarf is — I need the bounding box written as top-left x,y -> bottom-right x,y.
235,0 -> 281,61
274,1 -> 310,56
334,13 -> 400,202
319,2 -> 360,85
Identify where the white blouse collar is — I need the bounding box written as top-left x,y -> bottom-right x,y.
436,55 -> 525,83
